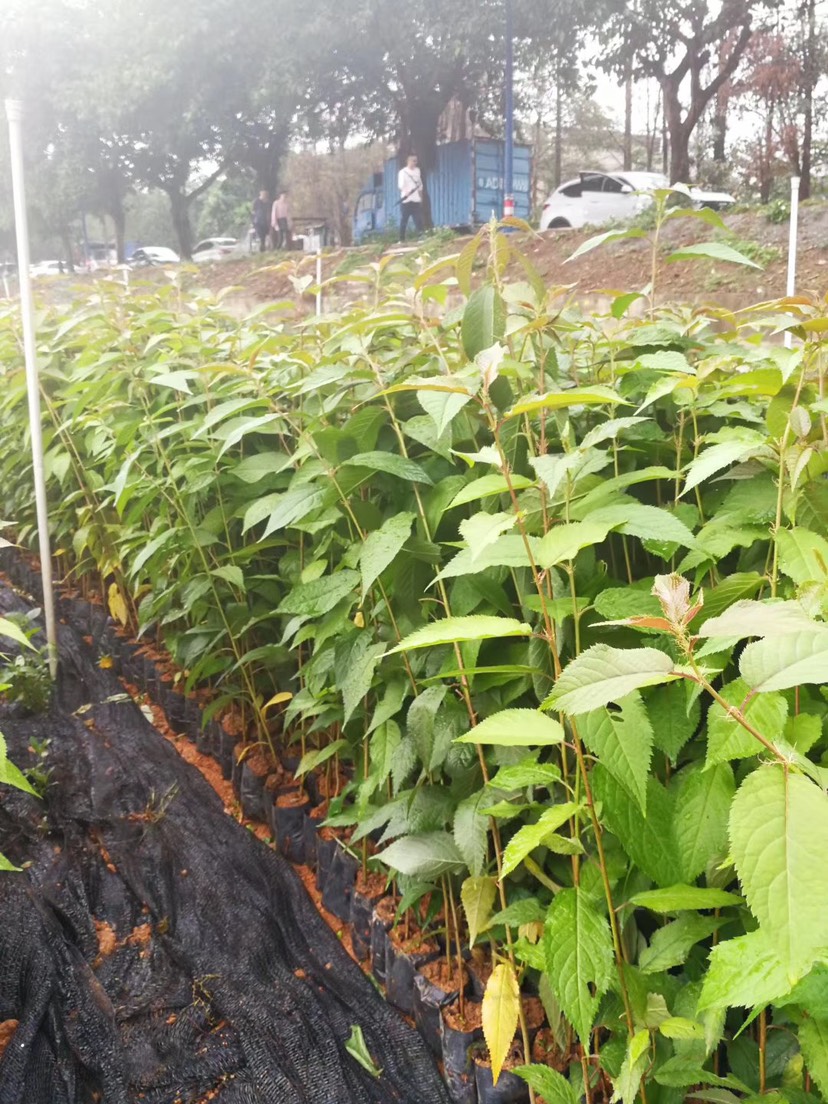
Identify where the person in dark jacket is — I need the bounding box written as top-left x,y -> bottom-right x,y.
252,190 -> 270,252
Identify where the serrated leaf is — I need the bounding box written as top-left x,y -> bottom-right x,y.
454,793 -> 489,876
277,571 -> 359,617
461,876 -> 497,947
483,963 -> 521,1085
700,599 -> 825,639
740,633 -> 828,693
706,680 -> 787,765
489,899 -> 546,929
513,1063 -> 578,1104
630,885 -> 742,911
544,887 -> 614,1045
501,802 -> 580,877
674,763 -> 735,881
339,635 -> 386,725
508,386 -> 624,418
593,767 -> 682,887
359,512 -> 415,600
345,1025 -> 382,1078
449,474 -> 532,509
376,831 -> 465,879
459,511 -> 517,563
646,682 -> 700,760
545,645 -> 678,715
611,1029 -> 649,1104
699,928 -> 794,1011
535,520 -> 615,569
798,1016 -> 828,1097
682,432 -> 767,496
639,914 -> 721,974
462,285 -> 506,359
456,709 -> 564,747
730,765 -> 828,976
587,502 -> 697,548
342,451 -> 432,484
776,528 -> 828,586
580,692 -> 653,813
386,615 -> 532,654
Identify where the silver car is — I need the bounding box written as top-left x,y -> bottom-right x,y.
539,171 -> 734,231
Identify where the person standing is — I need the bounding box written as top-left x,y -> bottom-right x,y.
397,154 -> 424,241
271,191 -> 291,250
252,190 -> 270,252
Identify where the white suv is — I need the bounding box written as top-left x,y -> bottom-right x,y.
539,171 -> 734,231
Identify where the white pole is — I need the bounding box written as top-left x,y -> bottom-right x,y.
316,249 -> 322,315
785,175 -> 800,351
5,100 -> 58,677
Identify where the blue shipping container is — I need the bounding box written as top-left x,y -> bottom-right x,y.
354,138 -> 532,243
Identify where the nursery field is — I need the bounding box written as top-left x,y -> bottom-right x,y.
1,199 -> 828,1104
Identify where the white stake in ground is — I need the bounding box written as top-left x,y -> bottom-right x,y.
785,175 -> 801,351
5,99 -> 58,677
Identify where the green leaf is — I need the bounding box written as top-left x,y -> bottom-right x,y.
459,511 -> 517,563
654,1054 -> 751,1092
776,528 -> 828,586
501,802 -> 580,877
454,793 -> 489,876
611,1029 -> 650,1104
700,599 -> 825,640
407,687 -> 447,769
593,767 -> 682,887
342,451 -> 432,484
646,682 -> 700,760
667,241 -> 762,268
0,617 -> 34,650
706,680 -> 787,765
386,615 -> 532,655
456,709 -> 564,747
339,636 -> 387,725
488,899 -> 547,929
461,875 -> 497,947
545,645 -> 678,715
682,431 -> 767,496
630,885 -> 743,912
377,831 -> 466,879
740,633 -> 828,693
359,512 -> 415,600
579,692 -> 654,814
639,914 -> 721,974
535,520 -> 615,569
544,887 -> 614,1045
699,929 -> 794,1011
210,564 -> 244,590
674,763 -> 735,881
277,571 -> 359,617
295,738 -> 349,779
798,1016 -> 828,1097
449,474 -> 533,509
730,765 -> 828,976
345,1025 -> 382,1078
462,285 -> 506,359
508,386 -> 624,418
587,502 -> 697,548
513,1064 -> 578,1104
565,226 -> 647,261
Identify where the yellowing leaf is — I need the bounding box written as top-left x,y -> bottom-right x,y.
263,691 -> 292,713
107,583 -> 129,626
98,655 -> 114,670
461,875 -> 497,947
482,962 -> 520,1085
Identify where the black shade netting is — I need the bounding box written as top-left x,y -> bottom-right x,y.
0,581 -> 450,1104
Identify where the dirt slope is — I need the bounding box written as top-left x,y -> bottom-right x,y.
192,202 -> 828,314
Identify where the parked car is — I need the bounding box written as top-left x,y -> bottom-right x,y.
539,171 -> 734,231
129,246 -> 181,267
192,237 -> 240,262
29,259 -> 67,278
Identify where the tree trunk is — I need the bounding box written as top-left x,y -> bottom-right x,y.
554,79 -> 563,189
662,80 -> 691,182
165,188 -> 194,259
623,62 -> 633,170
106,194 -> 127,263
397,97 -> 443,229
